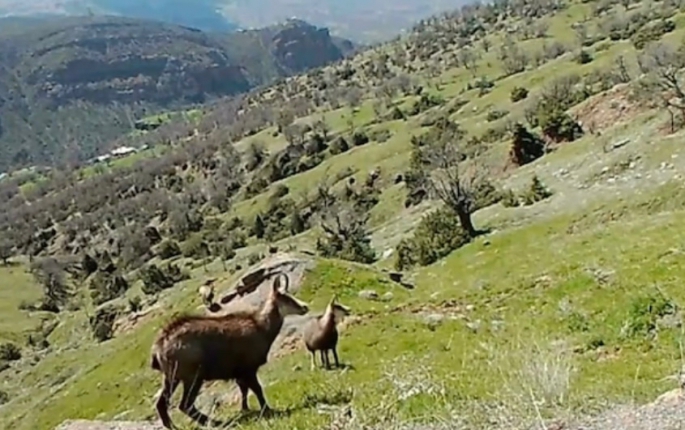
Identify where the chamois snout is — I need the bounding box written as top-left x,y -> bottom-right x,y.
331,303 -> 351,322
275,292 -> 309,316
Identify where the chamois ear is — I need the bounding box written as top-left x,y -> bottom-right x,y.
329,294 -> 338,306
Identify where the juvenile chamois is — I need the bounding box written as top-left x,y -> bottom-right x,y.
150,273 -> 309,429
198,278 -> 215,308
302,294 -> 351,370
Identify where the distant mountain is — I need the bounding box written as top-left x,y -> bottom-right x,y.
0,15 -> 354,171
0,0 -> 238,33
0,0 -> 471,42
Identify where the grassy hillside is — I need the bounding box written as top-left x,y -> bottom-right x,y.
3,0 -> 685,428
0,15 -> 354,172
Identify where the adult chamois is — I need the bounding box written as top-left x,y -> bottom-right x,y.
150,273 -> 309,429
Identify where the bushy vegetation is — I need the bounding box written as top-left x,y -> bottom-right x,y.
395,207 -> 471,270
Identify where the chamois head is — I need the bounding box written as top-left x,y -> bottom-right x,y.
270,273 -> 309,316
326,294 -> 351,322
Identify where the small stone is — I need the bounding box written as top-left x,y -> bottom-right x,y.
424,313 -> 445,330
465,320 -> 481,332
358,290 -> 379,300
381,292 -> 394,301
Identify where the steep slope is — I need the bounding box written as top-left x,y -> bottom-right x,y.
0,16 -> 353,171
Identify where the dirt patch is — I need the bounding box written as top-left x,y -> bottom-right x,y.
567,389 -> 685,430
572,84 -> 647,134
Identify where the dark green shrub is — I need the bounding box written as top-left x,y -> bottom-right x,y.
140,263 -> 187,295
128,296 -> 142,313
329,137 -> 350,155
472,179 -> 502,210
631,20 -> 675,50
156,240 -> 181,260
520,175 -> 553,205
500,189 -> 520,207
247,252 -> 263,266
89,304 -> 121,342
0,342 -> 21,361
395,207 -> 471,270
510,86 -> 529,102
486,109 -> 509,122
181,234 -> 210,259
351,131 -> 370,146
539,109 -> 583,143
89,273 -> 130,306
390,107 -> 406,120
509,123 -> 546,166
575,49 -> 593,64
622,295 -> 676,339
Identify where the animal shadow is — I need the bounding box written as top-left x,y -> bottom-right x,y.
321,362 -> 355,372
214,407 -> 297,428
299,389 -> 354,410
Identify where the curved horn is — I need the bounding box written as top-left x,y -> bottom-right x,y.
276,272 -> 290,293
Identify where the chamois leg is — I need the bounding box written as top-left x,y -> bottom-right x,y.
320,350 -> 329,369
237,378 -> 250,411
179,378 -> 209,426
245,373 -> 271,413
332,348 -> 340,368
310,351 -> 317,370
156,376 -> 179,429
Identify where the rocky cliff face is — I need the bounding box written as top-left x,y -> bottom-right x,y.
270,20 -> 346,73
1,16 -> 353,109
0,16 -> 354,171
13,18 -> 251,107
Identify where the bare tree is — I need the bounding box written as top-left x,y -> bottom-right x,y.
614,55 -> 632,83
458,47 -> 479,77
638,40 -> 685,131
344,87 -> 364,113
574,23 -> 588,48
312,117 -> 330,141
30,257 -> 70,310
276,109 -> 295,133
416,123 -> 484,237
315,181 -> 375,264
498,36 -> 529,76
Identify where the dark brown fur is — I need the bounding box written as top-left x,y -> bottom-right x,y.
150,273 -> 308,429
302,296 -> 350,370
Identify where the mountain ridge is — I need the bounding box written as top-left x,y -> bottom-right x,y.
0,14 -> 355,171
0,0 -> 472,42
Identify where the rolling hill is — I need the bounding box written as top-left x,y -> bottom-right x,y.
0,15 -> 354,172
